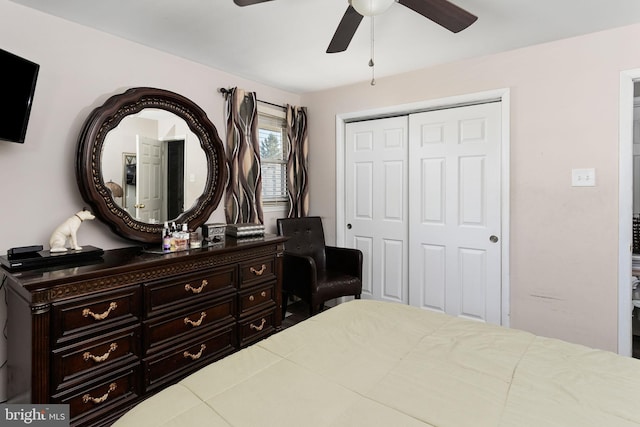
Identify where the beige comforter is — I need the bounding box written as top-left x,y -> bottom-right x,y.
114,300 -> 640,427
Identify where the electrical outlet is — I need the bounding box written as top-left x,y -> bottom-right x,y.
571,168 -> 596,187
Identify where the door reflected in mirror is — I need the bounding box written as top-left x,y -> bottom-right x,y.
101,108 -> 207,224
77,87 -> 226,243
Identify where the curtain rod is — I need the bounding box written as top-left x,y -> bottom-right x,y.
218,87 -> 285,110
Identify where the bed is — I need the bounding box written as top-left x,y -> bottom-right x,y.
113,299 -> 640,427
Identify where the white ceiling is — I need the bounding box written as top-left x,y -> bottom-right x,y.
10,0 -> 640,93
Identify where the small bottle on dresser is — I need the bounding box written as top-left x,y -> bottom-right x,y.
181,224 -> 190,249
172,224 -> 188,251
169,222 -> 178,251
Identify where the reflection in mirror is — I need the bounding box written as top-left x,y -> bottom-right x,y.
122,152 -> 136,211
76,87 -> 226,244
101,109 -> 207,224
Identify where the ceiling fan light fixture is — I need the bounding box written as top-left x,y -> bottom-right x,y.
349,0 -> 395,16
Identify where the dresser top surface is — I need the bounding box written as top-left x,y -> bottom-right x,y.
2,234 -> 286,291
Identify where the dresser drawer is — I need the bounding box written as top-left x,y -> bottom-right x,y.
52,365 -> 140,424
144,295 -> 236,353
52,325 -> 140,393
52,286 -> 141,345
144,325 -> 236,392
145,267 -> 236,317
238,309 -> 276,348
238,282 -> 276,316
239,256 -> 276,289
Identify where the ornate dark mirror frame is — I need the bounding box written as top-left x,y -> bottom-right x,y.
76,87 -> 226,244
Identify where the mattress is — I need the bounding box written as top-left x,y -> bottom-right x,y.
113,300 -> 640,427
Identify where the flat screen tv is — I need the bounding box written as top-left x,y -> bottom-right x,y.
0,48 -> 39,144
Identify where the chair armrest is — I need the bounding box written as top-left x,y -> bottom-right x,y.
282,252 -> 318,295
326,246 -> 362,279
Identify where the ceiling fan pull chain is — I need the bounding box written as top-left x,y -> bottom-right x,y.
369,16 -> 376,86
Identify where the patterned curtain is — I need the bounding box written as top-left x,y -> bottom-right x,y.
285,105 -> 309,218
224,88 -> 264,224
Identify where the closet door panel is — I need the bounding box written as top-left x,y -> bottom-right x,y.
409,102 -> 502,324
345,117 -> 409,303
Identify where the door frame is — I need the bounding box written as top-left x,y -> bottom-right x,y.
166,139 -> 186,220
335,88 -> 512,326
618,69 -> 639,357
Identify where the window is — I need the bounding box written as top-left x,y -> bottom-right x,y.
258,103 -> 288,207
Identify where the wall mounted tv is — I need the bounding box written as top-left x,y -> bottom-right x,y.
0,48 -> 39,144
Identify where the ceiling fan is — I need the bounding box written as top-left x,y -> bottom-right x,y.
233,0 -> 477,53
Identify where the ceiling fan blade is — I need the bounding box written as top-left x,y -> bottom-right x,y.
398,0 -> 477,33
233,0 -> 274,6
326,6 -> 364,54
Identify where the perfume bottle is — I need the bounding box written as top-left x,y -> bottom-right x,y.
162,222 -> 171,252
181,224 -> 190,250
169,222 -> 178,252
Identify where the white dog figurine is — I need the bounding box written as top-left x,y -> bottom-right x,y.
49,210 -> 95,252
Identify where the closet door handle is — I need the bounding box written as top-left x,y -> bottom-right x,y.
489,235 -> 499,243
347,223 -> 352,229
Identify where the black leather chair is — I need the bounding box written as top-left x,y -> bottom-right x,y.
277,216 -> 362,317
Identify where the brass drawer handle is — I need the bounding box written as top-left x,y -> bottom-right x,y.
250,318 -> 267,331
82,383 -> 117,404
83,343 -> 118,363
82,302 -> 117,320
183,344 -> 206,360
250,264 -> 267,276
184,279 -> 208,294
184,312 -> 207,327
249,291 -> 268,302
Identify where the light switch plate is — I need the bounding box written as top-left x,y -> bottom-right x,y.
571,168 -> 596,187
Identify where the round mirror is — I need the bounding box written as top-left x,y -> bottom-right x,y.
76,87 -> 226,244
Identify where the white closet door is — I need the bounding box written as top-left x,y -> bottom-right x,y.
408,102 -> 502,324
345,116 -> 409,303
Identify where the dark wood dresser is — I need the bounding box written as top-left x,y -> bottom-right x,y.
3,235 -> 286,426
